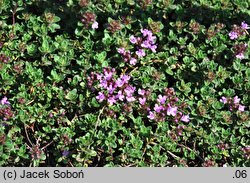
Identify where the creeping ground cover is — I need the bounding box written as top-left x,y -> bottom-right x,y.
0,0 -> 249,167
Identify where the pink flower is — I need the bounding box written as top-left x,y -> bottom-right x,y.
136,49 -> 146,57
220,96 -> 227,104
181,115 -> 190,122
129,35 -> 137,44
91,21 -> 98,29
104,72 -> 113,81
157,95 -> 167,104
229,31 -> 238,40
96,92 -> 105,102
121,75 -> 131,83
167,105 -> 178,116
141,29 -> 152,37
236,53 -> 245,60
116,91 -> 125,101
241,21 -> 249,30
138,89 -> 145,95
139,97 -> 146,105
234,96 -> 241,104
129,58 -> 137,65
150,45 -> 157,52
238,105 -> 245,112
96,73 -> 103,80
107,96 -> 116,105
141,40 -> 151,48
99,80 -> 108,88
126,96 -> 136,102
154,104 -> 163,113
147,111 -> 155,120
0,97 -> 10,105
107,85 -> 116,94
124,86 -> 136,96
49,113 -> 53,118
147,35 -> 156,42
116,78 -> 124,87
117,47 -> 125,54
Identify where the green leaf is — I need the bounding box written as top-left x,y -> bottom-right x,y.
165,67 -> 174,75
39,37 -> 50,53
50,69 -> 64,82
27,44 -> 37,55
95,51 -> 107,62
65,89 -> 78,101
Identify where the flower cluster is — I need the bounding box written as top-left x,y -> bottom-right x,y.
62,150 -> 70,157
107,20 -> 122,33
175,125 -> 186,136
28,145 -> 43,160
217,143 -> 229,150
131,29 -> 157,53
81,12 -> 98,29
117,48 -> 137,65
233,43 -> 248,59
220,96 -> 245,112
118,29 -> 157,66
95,67 -> 136,105
0,96 -> 13,121
0,54 -> 10,63
241,146 -> 250,159
228,21 -> 249,60
139,0 -> 153,9
78,0 -> 89,7
87,71 -> 96,91
207,23 -> 225,39
189,21 -> 201,34
62,134 -> 72,145
202,159 -> 217,167
229,22 -> 249,40
146,88 -> 190,123
0,134 -> 6,145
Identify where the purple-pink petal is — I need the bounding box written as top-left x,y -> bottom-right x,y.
238,105 -> 245,112
117,47 -> 125,54
234,96 -> 241,104
116,78 -> 124,87
0,97 -> 10,105
99,80 -> 108,88
141,29 -> 153,37
141,40 -> 151,48
241,21 -> 249,30
126,96 -> 136,102
167,105 -> 178,116
116,91 -> 125,101
220,96 -> 227,104
138,89 -> 145,96
121,75 -> 131,83
139,97 -> 146,105
107,85 -> 115,94
157,95 -> 167,104
229,31 -> 238,40
124,86 -> 136,96
147,111 -> 155,120
107,96 -> 116,105
181,115 -> 190,122
129,58 -> 137,65
129,35 -> 137,44
236,53 -> 245,60
96,92 -> 105,102
154,104 -> 163,113
91,21 -> 98,29
136,49 -> 146,57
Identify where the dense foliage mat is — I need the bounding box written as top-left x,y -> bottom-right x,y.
0,0 -> 249,167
